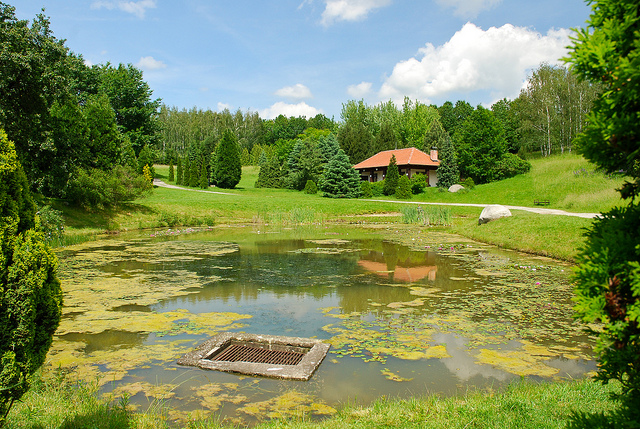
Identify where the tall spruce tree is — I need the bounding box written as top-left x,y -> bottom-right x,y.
383,154 -> 399,196
213,129 -> 242,189
319,149 -> 361,198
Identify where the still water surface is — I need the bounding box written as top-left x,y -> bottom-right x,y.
51,226 -> 594,424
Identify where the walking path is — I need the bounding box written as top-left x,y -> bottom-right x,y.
153,179 -> 238,195
154,180 -> 599,219
364,199 -> 600,219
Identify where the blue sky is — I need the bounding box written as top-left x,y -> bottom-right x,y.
15,0 -> 591,119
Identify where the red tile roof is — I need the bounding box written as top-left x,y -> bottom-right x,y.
353,147 -> 439,169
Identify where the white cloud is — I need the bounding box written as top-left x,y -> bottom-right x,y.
135,56 -> 166,71
274,84 -> 313,100
347,81 -> 373,98
217,102 -> 232,111
435,0 -> 502,19
91,0 -> 156,19
321,0 -> 392,26
379,23 -> 572,105
260,102 -> 322,120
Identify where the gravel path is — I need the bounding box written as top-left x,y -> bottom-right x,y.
154,179 -> 599,219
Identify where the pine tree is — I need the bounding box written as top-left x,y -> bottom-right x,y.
437,133 -> 460,189
212,129 -> 242,189
319,149 -> 362,198
168,161 -> 174,182
383,154 -> 399,196
176,158 -> 183,185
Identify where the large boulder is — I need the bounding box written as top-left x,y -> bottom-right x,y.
478,205 -> 512,225
448,184 -> 464,193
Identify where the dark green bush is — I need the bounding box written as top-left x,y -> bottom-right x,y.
371,181 -> 385,197
36,205 -> 64,243
462,177 -> 475,189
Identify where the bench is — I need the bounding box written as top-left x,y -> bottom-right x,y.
534,200 -> 550,206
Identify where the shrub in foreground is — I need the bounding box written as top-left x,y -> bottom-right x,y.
0,130 -> 62,427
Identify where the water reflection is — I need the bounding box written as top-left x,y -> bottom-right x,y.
50,227 -> 595,424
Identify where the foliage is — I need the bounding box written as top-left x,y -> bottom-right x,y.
566,0 -> 640,422
142,164 -> 153,184
168,162 -> 174,183
303,180 -> 318,194
383,155 -> 399,196
411,173 -> 427,194
462,177 -> 475,190
212,129 -> 242,189
437,132 -> 460,189
395,175 -> 412,199
455,106 -> 509,184
319,149 -> 362,198
36,205 -> 64,243
0,130 -> 62,427
573,205 -> 640,421
371,181 -> 385,197
360,180 -> 373,198
494,153 -> 532,180
66,166 -> 152,210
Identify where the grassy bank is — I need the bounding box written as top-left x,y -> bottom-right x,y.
6,369 -> 619,429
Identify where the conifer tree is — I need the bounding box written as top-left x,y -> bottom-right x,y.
176,158 -> 183,185
168,161 -> 174,182
383,154 -> 399,196
199,156 -> 208,189
255,154 -> 282,188
319,149 -> 361,198
188,156 -> 199,187
212,129 -> 242,189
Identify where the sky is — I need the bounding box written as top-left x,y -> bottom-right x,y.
14,0 -> 591,120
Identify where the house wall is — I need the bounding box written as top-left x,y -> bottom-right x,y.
428,169 -> 438,187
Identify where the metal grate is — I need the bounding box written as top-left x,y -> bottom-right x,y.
210,343 -> 306,366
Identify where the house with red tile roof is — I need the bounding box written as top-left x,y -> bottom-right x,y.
353,147 -> 440,186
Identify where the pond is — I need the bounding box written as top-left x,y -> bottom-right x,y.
50,225 -> 594,425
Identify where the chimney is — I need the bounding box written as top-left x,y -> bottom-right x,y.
430,147 -> 438,161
